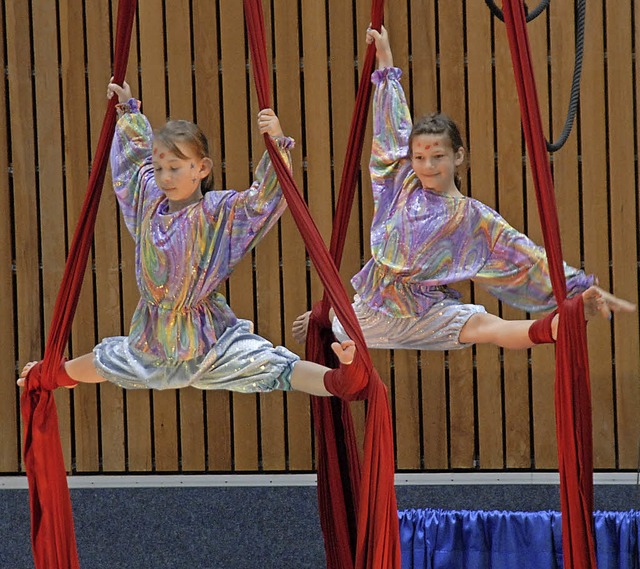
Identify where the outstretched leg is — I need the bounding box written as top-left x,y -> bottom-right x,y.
18,353 -> 106,388
459,285 -> 636,349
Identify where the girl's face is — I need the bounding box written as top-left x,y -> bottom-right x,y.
152,141 -> 211,210
410,134 -> 464,196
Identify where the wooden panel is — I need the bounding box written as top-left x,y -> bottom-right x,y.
249,2 -> 285,472
580,0 -> 615,470
439,0 -> 475,469
218,0 -> 259,471
606,0 -> 640,469
192,0 -> 233,472
408,0 -> 447,471
493,12 -> 530,469
6,0 -> 46,473
466,0 -> 503,469
1,0 -> 638,477
277,0 -> 312,472
0,0 -> 18,473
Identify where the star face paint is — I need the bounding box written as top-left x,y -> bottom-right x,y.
152,141 -> 204,209
410,134 -> 462,196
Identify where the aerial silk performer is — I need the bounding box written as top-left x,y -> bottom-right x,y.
244,1 -> 401,567
20,1 -> 137,567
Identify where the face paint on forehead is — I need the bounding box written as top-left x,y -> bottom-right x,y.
153,147 -> 158,155
159,152 -> 165,159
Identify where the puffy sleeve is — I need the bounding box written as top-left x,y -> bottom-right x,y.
109,98 -> 160,237
204,136 -> 295,269
369,67 -> 414,209
472,207 -> 595,312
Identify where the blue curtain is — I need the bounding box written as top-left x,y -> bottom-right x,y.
399,509 -> 640,569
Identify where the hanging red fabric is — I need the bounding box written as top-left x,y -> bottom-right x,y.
20,2 -> 137,567
244,1 -> 400,568
501,1 -> 596,567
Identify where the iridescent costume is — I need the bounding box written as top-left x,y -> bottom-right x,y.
94,99 -> 299,391
332,68 -> 594,350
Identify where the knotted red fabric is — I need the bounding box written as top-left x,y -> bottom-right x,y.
20,2 -> 137,567
502,1 -> 596,567
244,1 -> 400,567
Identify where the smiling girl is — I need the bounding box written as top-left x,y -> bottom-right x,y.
293,26 -> 635,352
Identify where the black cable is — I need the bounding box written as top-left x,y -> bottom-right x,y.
546,0 -> 586,152
484,0 -> 587,153
484,0 -> 550,23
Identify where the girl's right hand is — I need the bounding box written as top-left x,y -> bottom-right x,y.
366,25 -> 393,69
107,77 -> 133,103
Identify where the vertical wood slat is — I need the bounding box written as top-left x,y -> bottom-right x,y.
582,3 -> 616,470
118,1 -> 153,474
88,0 -> 127,473
253,1 -> 287,472
192,0 -> 233,473
466,0 -> 504,470
276,0 -> 312,472
439,0 -> 476,470
606,0 -> 640,469
2,0 -> 639,476
6,0 -> 47,472
0,0 -> 18,473
580,1 -> 615,470
31,0 -> 72,472
219,0 -> 259,471
493,12 -> 530,470
408,0 -> 449,471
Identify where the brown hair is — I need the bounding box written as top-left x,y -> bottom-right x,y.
408,113 -> 465,190
154,120 -> 214,193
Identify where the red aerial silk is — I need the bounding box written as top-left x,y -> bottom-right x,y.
244,1 -> 400,568
502,1 -> 596,567
20,1 -> 137,567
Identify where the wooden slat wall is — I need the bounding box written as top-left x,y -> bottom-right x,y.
1,0 -> 638,475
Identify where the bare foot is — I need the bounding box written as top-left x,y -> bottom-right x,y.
17,361 -> 38,387
330,340 -> 356,365
582,285 -> 636,321
17,360 -> 79,389
292,311 -> 311,344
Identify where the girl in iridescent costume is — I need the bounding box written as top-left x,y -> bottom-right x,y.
293,27 -> 634,350
19,80 -> 357,395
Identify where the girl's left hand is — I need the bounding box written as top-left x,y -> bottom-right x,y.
258,108 -> 284,138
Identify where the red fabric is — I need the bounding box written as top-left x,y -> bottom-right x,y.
323,353 -> 369,401
20,2 -> 137,567
244,1 -> 400,567
528,310 -> 558,344
502,1 -> 596,567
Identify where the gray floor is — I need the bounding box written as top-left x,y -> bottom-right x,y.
2,484 -> 639,569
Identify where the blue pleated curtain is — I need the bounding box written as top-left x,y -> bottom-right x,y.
398,509 -> 640,569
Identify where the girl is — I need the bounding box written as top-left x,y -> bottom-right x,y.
19,80 -> 356,397
293,27 -> 635,351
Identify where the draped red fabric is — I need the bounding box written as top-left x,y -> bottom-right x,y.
20,2 -> 137,567
501,1 -> 596,567
244,2 -> 401,567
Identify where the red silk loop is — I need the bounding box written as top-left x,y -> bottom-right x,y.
26,359 -> 78,391
528,309 -> 558,344
323,352 -> 370,401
